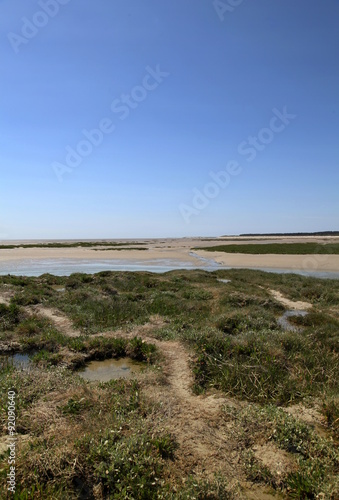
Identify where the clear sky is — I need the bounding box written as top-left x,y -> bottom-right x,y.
1,0 -> 338,239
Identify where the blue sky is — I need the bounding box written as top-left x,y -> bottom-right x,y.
1,0 -> 338,239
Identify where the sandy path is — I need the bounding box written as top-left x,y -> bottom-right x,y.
269,289 -> 312,310
0,288 -> 81,337
111,330 -> 276,497
154,340 -> 240,477
29,306 -> 81,337
98,325 -> 245,485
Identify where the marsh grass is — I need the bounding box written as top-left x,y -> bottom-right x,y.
226,404 -> 339,498
0,368 -> 171,498
195,242 -> 339,255
0,241 -> 147,250
0,366 -> 237,499
0,269 -> 338,497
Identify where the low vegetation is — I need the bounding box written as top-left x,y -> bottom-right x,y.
0,241 -> 146,250
0,269 -> 338,498
194,242 -> 339,255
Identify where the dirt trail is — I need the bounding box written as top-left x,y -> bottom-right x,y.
0,288 -> 81,337
151,339 -> 240,478
269,289 -> 312,310
119,332 -> 275,498
29,306 -> 81,338
98,325 -> 246,489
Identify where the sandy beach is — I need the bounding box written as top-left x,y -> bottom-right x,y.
0,236 -> 339,273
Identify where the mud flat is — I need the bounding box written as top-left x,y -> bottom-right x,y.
1,236 -> 339,277
194,250 -> 339,275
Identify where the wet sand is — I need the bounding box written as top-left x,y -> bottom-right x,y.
195,250 -> 339,273
0,236 -> 339,274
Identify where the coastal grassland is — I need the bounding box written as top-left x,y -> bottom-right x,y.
0,269 -> 338,498
194,242 -> 339,254
0,366 -> 192,498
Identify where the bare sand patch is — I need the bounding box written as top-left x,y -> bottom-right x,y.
282,403 -> 327,433
269,290 -> 312,310
29,306 -> 81,338
253,442 -> 295,478
195,250 -> 339,273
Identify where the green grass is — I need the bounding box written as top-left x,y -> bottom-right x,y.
194,242 -> 339,254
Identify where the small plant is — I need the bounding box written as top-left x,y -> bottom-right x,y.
322,398 -> 339,438
215,314 -> 243,335
152,434 -> 177,459
17,316 -> 48,336
61,397 -> 89,415
0,303 -> 22,331
286,470 -> 318,499
127,336 -> 157,362
32,349 -> 62,366
243,450 -> 274,485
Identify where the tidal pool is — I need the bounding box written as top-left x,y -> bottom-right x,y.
78,357 -> 144,382
0,352 -> 35,370
278,310 -> 308,332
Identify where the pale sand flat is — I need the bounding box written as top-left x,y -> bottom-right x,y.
0,237 -> 339,272
195,250 -> 339,273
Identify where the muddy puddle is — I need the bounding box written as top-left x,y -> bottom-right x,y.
78,357 -> 144,382
0,352 -> 35,370
278,310 -> 308,332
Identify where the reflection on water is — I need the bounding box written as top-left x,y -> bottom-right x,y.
278,310 -> 308,332
0,352 -> 34,370
0,258 -> 217,277
0,258 -> 338,279
78,357 -> 143,382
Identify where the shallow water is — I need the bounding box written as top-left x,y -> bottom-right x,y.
78,357 -> 143,382
0,257 -> 338,279
0,258 -> 217,277
278,310 -> 308,332
0,352 -> 34,370
248,267 -> 339,280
